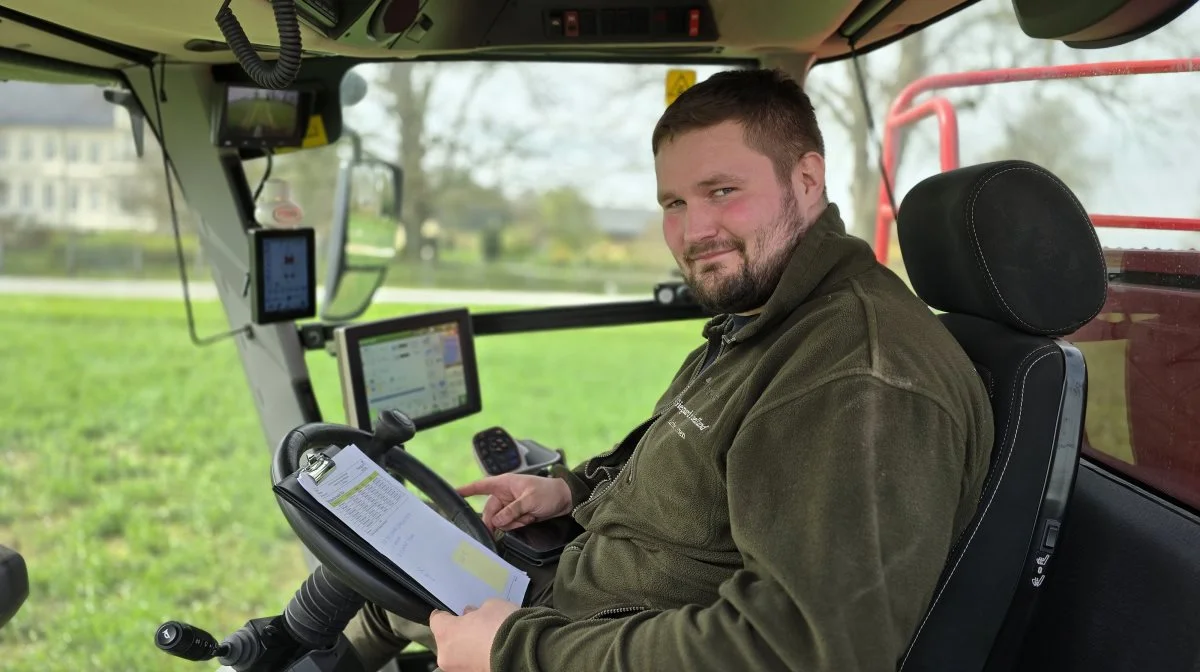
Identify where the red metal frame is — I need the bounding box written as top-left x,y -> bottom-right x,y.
874,58 -> 1200,263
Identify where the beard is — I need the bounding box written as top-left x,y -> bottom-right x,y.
682,190 -> 807,315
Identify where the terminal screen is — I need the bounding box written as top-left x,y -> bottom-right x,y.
359,322 -> 469,428
261,234 -> 312,315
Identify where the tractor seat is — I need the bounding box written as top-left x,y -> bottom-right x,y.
894,160 -> 1108,671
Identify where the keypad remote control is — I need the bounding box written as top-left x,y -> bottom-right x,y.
472,426 -> 524,475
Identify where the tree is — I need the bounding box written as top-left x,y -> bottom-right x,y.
979,94 -> 1101,194
370,62 -> 549,261
536,186 -> 599,256
432,168 -> 511,262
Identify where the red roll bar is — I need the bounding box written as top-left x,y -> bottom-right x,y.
874,58 -> 1200,264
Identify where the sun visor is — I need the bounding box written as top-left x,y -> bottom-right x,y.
1012,0 -> 1198,48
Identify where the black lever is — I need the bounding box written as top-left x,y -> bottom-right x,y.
367,410 -> 417,459
155,621 -> 227,661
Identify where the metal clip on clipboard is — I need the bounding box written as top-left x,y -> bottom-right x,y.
299,448 -> 337,484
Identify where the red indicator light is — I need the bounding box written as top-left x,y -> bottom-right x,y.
688,9 -> 700,37
564,10 -> 579,37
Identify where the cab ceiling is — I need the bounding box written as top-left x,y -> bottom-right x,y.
0,0 -> 978,71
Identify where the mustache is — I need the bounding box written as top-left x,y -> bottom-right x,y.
685,239 -> 744,263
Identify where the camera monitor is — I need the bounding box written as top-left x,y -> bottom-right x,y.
213,83 -> 313,149
335,308 -> 482,432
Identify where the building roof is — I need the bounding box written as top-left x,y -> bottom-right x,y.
0,81 -> 113,128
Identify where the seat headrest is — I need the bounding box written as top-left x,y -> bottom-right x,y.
897,160 -> 1107,336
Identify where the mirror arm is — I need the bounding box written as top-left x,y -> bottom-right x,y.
343,126 -> 364,163
103,88 -> 147,158
298,323 -> 337,354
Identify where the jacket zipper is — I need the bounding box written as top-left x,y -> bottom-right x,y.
587,605 -> 647,620
573,334 -> 731,516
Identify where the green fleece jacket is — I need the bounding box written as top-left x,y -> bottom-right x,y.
490,204 -> 994,671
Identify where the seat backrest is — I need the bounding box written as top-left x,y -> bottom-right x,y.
894,160 -> 1109,672
0,544 -> 28,631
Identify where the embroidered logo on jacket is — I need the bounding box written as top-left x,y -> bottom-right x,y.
667,379 -> 713,439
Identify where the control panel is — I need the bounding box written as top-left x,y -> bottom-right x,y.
543,7 -> 715,41
291,0 -> 720,54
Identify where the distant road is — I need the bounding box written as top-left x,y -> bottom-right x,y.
0,276 -> 647,307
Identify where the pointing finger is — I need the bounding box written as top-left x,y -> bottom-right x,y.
457,477 -> 503,498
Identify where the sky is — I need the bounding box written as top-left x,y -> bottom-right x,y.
344,0 -> 1200,250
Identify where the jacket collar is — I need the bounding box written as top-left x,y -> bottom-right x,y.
699,203 -> 877,344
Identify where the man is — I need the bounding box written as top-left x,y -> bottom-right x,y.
346,67 -> 994,672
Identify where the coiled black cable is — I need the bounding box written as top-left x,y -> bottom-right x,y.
215,0 -> 303,90
282,564 -> 367,651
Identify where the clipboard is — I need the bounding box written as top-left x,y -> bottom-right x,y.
271,447 -> 454,614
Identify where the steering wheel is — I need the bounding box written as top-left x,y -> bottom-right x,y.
270,410 -> 495,625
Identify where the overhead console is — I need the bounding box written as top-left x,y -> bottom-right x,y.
285,0 -> 718,54
496,1 -> 719,45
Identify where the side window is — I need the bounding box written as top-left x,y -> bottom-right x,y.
1068,253 -> 1200,511
801,0 -> 1200,510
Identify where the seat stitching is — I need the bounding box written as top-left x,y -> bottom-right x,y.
1015,164 -> 1107,331
899,345 -> 1060,669
965,167 -> 1037,332
965,165 -> 1105,334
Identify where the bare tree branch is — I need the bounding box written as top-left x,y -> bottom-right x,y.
437,63 -> 506,173
807,81 -> 856,129
1068,76 -> 1124,119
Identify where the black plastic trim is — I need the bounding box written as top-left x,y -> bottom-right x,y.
1080,454 -> 1200,521
0,6 -> 156,65
983,338 -> 1087,669
841,0 -> 908,45
1109,270 -> 1200,291
298,300 -> 709,351
815,0 -> 987,67
0,47 -> 123,84
470,300 -> 709,336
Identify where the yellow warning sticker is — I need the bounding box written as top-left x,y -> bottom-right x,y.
665,69 -> 697,106
276,114 -> 329,153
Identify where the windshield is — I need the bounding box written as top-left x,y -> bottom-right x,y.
244,60 -> 743,298
3,4 -> 1199,669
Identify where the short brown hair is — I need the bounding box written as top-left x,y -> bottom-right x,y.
651,68 -> 825,185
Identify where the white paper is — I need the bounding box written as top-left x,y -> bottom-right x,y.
297,444 -> 529,615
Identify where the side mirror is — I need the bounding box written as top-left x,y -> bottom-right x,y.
321,153 -> 403,322
0,545 -> 28,630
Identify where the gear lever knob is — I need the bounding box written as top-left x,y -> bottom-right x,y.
372,410 -> 417,455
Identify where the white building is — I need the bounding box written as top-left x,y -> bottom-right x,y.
0,81 -> 159,232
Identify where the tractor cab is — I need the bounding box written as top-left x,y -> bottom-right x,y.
0,0 -> 1197,671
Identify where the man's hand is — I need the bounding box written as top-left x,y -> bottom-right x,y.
429,599 -> 520,672
457,473 -> 572,532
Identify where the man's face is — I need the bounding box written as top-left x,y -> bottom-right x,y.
654,121 -> 814,315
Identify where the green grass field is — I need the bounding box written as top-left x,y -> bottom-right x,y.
0,295 -> 704,671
